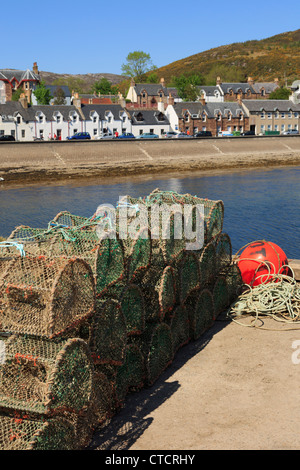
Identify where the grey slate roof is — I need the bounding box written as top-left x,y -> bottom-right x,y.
134,83 -> 179,98
0,69 -> 40,83
251,82 -> 279,94
218,82 -> 256,94
242,99 -> 300,112
0,102 -> 82,121
173,101 -> 246,118
197,86 -> 221,96
80,104 -> 126,120
127,109 -> 170,125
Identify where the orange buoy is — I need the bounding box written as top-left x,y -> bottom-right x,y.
238,240 -> 289,287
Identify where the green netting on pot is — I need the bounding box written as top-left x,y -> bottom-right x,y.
88,298 -> 127,366
8,225 -> 125,297
0,250 -> 95,338
0,335 -> 94,416
224,262 -> 244,304
0,411 -> 76,450
213,276 -> 229,318
160,210 -> 186,266
180,251 -> 201,303
141,265 -> 176,323
114,343 -> 145,406
198,241 -> 217,286
167,305 -> 190,355
123,227 -> 152,283
140,323 -> 174,386
52,211 -> 92,229
120,284 -> 145,335
214,232 -> 232,274
187,289 -> 214,340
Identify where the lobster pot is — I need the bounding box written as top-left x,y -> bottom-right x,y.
139,323 -> 173,386
180,251 -> 201,303
186,288 -> 214,340
114,343 -> 145,406
144,189 -> 224,244
214,232 -> 232,274
224,262 -> 244,304
8,227 -> 125,297
121,227 -> 152,283
212,276 -> 230,317
159,210 -> 186,266
198,241 -> 217,286
120,284 -> 145,336
141,266 -> 177,323
88,299 -> 127,366
167,304 -> 190,355
0,335 -> 94,416
0,252 -> 95,338
0,412 -> 76,450
52,211 -> 92,229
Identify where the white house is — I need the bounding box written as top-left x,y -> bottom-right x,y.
79,104 -> 131,138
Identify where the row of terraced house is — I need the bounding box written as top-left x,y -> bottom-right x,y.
0,62 -> 300,140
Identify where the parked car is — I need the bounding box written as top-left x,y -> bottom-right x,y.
66,132 -> 91,140
0,135 -> 15,141
137,133 -> 159,139
242,130 -> 255,136
164,131 -> 178,139
282,129 -> 299,135
176,132 -> 192,138
96,134 -> 115,140
194,131 -> 212,138
117,133 -> 135,139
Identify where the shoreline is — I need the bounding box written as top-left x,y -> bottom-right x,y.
1,151 -> 300,190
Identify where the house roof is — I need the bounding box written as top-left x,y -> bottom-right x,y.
172,101 -> 246,118
134,83 -> 179,98
242,99 -> 300,112
0,69 -> 40,83
198,86 -> 221,96
218,82 -> 256,94
127,109 -> 170,125
80,103 -> 126,120
0,102 -> 82,121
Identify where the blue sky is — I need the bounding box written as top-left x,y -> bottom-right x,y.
1,0 -> 299,76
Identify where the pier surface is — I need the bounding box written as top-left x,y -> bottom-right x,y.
0,135 -> 300,188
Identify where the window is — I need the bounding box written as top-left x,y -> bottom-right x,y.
73,115 -> 76,122
93,129 -> 97,135
281,124 -> 285,132
39,129 -> 44,137
107,116 -> 111,123
0,130 -> 4,136
261,89 -> 265,96
267,125 -> 272,131
240,113 -> 243,121
227,112 -> 231,121
122,128 -> 126,133
21,130 -> 25,138
11,130 -> 15,137
139,129 -> 143,135
202,113 -> 206,122
261,112 -> 265,119
267,113 -> 272,119
93,116 -> 97,122
122,116 -> 126,122
227,126 -> 231,132
56,116 -> 60,123
260,125 -> 265,133
17,116 -> 21,124
294,112 -> 299,118
288,112 -> 292,118
275,112 -> 279,119
281,112 -> 285,119
274,125 -> 278,131
150,129 -> 154,134
160,129 -> 164,135
202,126 -> 206,131
288,124 -> 292,130
73,129 -> 78,134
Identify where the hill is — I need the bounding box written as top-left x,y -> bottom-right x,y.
39,71 -> 126,93
154,29 -> 300,86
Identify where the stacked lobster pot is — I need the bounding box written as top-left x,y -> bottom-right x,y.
0,189 -> 243,450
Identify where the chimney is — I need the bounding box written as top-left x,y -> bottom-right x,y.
247,76 -> 254,86
157,98 -> 164,112
19,93 -> 28,109
160,77 -> 165,87
274,77 -> 279,84
130,77 -> 135,87
168,92 -> 174,106
200,93 -> 206,106
73,92 -> 81,109
216,76 -> 221,85
118,92 -> 126,108
237,94 -> 242,105
33,62 -> 39,75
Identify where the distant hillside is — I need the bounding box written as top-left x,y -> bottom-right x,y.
154,29 -> 300,86
39,71 -> 126,93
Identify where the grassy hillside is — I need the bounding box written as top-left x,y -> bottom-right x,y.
154,29 -> 300,86
39,71 -> 126,94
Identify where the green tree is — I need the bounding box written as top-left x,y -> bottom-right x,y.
91,78 -> 118,95
52,86 -> 66,105
269,87 -> 291,99
11,87 -> 25,102
121,51 -> 156,81
33,81 -> 52,105
170,73 -> 205,101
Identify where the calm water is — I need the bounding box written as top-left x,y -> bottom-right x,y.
0,167 -> 299,258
